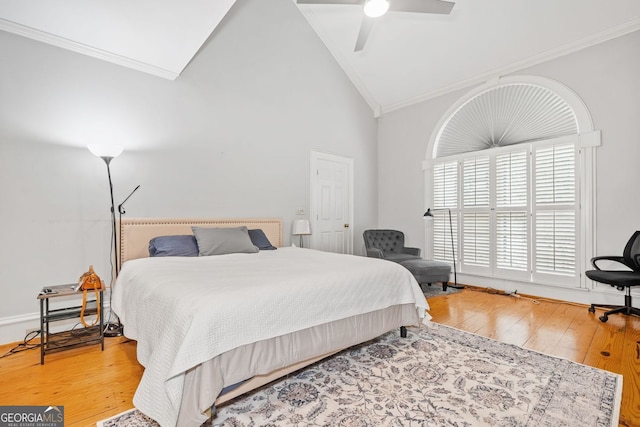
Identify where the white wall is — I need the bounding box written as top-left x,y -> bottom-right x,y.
0,0 -> 378,344
378,30 -> 640,303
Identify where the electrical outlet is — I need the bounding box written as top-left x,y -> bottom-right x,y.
296,208 -> 305,215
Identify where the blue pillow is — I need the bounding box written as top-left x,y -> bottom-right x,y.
248,229 -> 277,250
149,235 -> 199,257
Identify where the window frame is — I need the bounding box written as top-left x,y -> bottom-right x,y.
424,76 -> 601,292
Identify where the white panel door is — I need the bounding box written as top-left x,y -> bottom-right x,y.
311,152 -> 353,254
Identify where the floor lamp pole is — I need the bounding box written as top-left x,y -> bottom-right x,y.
447,209 -> 462,289
104,159 -> 119,276
101,156 -> 124,337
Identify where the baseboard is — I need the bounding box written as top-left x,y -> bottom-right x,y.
0,311 -> 40,346
455,273 -> 634,307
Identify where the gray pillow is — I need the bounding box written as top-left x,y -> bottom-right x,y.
192,226 -> 259,256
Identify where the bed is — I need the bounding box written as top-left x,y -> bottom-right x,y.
112,218 -> 430,427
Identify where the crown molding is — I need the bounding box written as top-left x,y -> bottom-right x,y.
0,18 -> 179,80
381,18 -> 640,115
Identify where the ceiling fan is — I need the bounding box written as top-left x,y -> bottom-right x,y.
296,0 -> 455,52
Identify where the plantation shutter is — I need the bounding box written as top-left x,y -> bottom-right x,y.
462,157 -> 491,269
463,212 -> 490,266
432,161 -> 457,262
533,143 -> 576,278
495,150 -> 529,272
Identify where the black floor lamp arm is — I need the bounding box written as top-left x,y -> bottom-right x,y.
116,185 -> 141,275
118,185 -> 140,215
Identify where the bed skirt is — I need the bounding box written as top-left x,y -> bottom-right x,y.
178,303 -> 421,427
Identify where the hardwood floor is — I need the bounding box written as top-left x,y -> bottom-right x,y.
0,289 -> 638,426
0,333 -> 142,426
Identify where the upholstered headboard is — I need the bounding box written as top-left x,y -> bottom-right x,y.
119,218 -> 283,264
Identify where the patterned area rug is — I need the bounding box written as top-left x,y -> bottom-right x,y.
98,323 -> 622,427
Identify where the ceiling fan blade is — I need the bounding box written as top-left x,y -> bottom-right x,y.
354,16 -> 376,52
388,0 -> 454,14
296,0 -> 362,5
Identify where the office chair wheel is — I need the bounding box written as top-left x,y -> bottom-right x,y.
599,315 -> 608,322
588,306 -> 595,313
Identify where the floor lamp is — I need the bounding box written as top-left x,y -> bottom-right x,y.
88,144 -> 124,337
424,208 -> 463,289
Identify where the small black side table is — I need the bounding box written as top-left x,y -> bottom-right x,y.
37,284 -> 104,364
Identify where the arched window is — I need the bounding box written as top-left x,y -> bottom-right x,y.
423,76 -> 600,289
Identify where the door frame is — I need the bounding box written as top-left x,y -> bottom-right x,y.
310,151 -> 354,254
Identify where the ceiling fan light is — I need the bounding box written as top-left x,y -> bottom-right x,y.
363,0 -> 389,18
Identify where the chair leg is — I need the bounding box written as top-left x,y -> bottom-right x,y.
601,306 -> 630,316
589,303 -> 625,310
442,282 -> 447,291
589,290 -> 640,322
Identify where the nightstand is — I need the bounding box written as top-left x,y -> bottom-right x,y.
37,284 -> 104,364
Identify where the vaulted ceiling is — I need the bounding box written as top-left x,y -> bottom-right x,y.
1,0 -> 639,117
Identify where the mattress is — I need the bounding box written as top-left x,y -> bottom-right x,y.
112,247 -> 429,426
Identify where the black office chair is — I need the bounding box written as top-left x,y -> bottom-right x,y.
586,230 -> 640,322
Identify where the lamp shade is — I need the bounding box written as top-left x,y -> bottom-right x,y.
88,144 -> 123,159
291,219 -> 312,235
423,208 -> 434,219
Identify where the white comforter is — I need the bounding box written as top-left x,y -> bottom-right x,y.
112,247 -> 429,426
